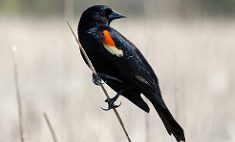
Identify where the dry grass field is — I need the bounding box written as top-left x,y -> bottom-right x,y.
0,17 -> 234,142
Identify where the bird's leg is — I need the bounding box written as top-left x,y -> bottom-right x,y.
102,89 -> 124,111
92,73 -> 123,86
92,73 -> 104,85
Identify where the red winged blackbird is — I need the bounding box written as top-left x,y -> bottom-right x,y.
78,5 -> 185,141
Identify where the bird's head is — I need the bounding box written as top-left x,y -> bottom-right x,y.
79,5 -> 126,28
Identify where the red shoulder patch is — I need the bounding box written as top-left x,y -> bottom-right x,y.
103,30 -> 115,46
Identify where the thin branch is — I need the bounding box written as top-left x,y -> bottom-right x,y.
12,46 -> 25,142
66,20 -> 132,142
174,47 -> 178,119
43,113 -> 59,142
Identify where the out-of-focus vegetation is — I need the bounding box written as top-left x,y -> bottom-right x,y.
1,18 -> 235,142
0,0 -> 235,142
1,0 -> 235,17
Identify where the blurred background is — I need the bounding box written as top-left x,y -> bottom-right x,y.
0,0 -> 235,142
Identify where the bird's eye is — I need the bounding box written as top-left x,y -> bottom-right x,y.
105,8 -> 112,15
100,8 -> 112,17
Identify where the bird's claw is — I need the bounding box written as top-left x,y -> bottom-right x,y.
101,98 -> 121,111
92,73 -> 104,86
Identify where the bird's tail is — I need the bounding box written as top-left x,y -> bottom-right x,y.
148,96 -> 185,142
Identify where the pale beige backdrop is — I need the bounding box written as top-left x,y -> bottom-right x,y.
0,1 -> 235,142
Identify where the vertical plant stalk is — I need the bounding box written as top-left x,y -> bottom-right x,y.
174,50 -> 179,119
12,46 -> 25,142
66,20 -> 132,142
43,113 -> 59,142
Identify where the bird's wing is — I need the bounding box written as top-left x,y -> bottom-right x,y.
100,28 -> 167,108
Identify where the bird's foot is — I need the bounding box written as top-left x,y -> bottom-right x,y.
102,89 -> 124,111
101,97 -> 121,111
92,73 -> 105,86
101,91 -> 122,111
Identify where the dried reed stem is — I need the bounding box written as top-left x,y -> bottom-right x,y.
66,20 -> 132,142
174,49 -> 178,119
12,46 -> 25,142
43,113 -> 59,142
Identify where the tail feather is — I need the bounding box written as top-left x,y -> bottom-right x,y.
149,97 -> 185,142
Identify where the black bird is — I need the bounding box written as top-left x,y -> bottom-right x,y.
78,5 -> 185,141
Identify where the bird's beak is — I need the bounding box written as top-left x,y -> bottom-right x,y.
109,10 -> 126,21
